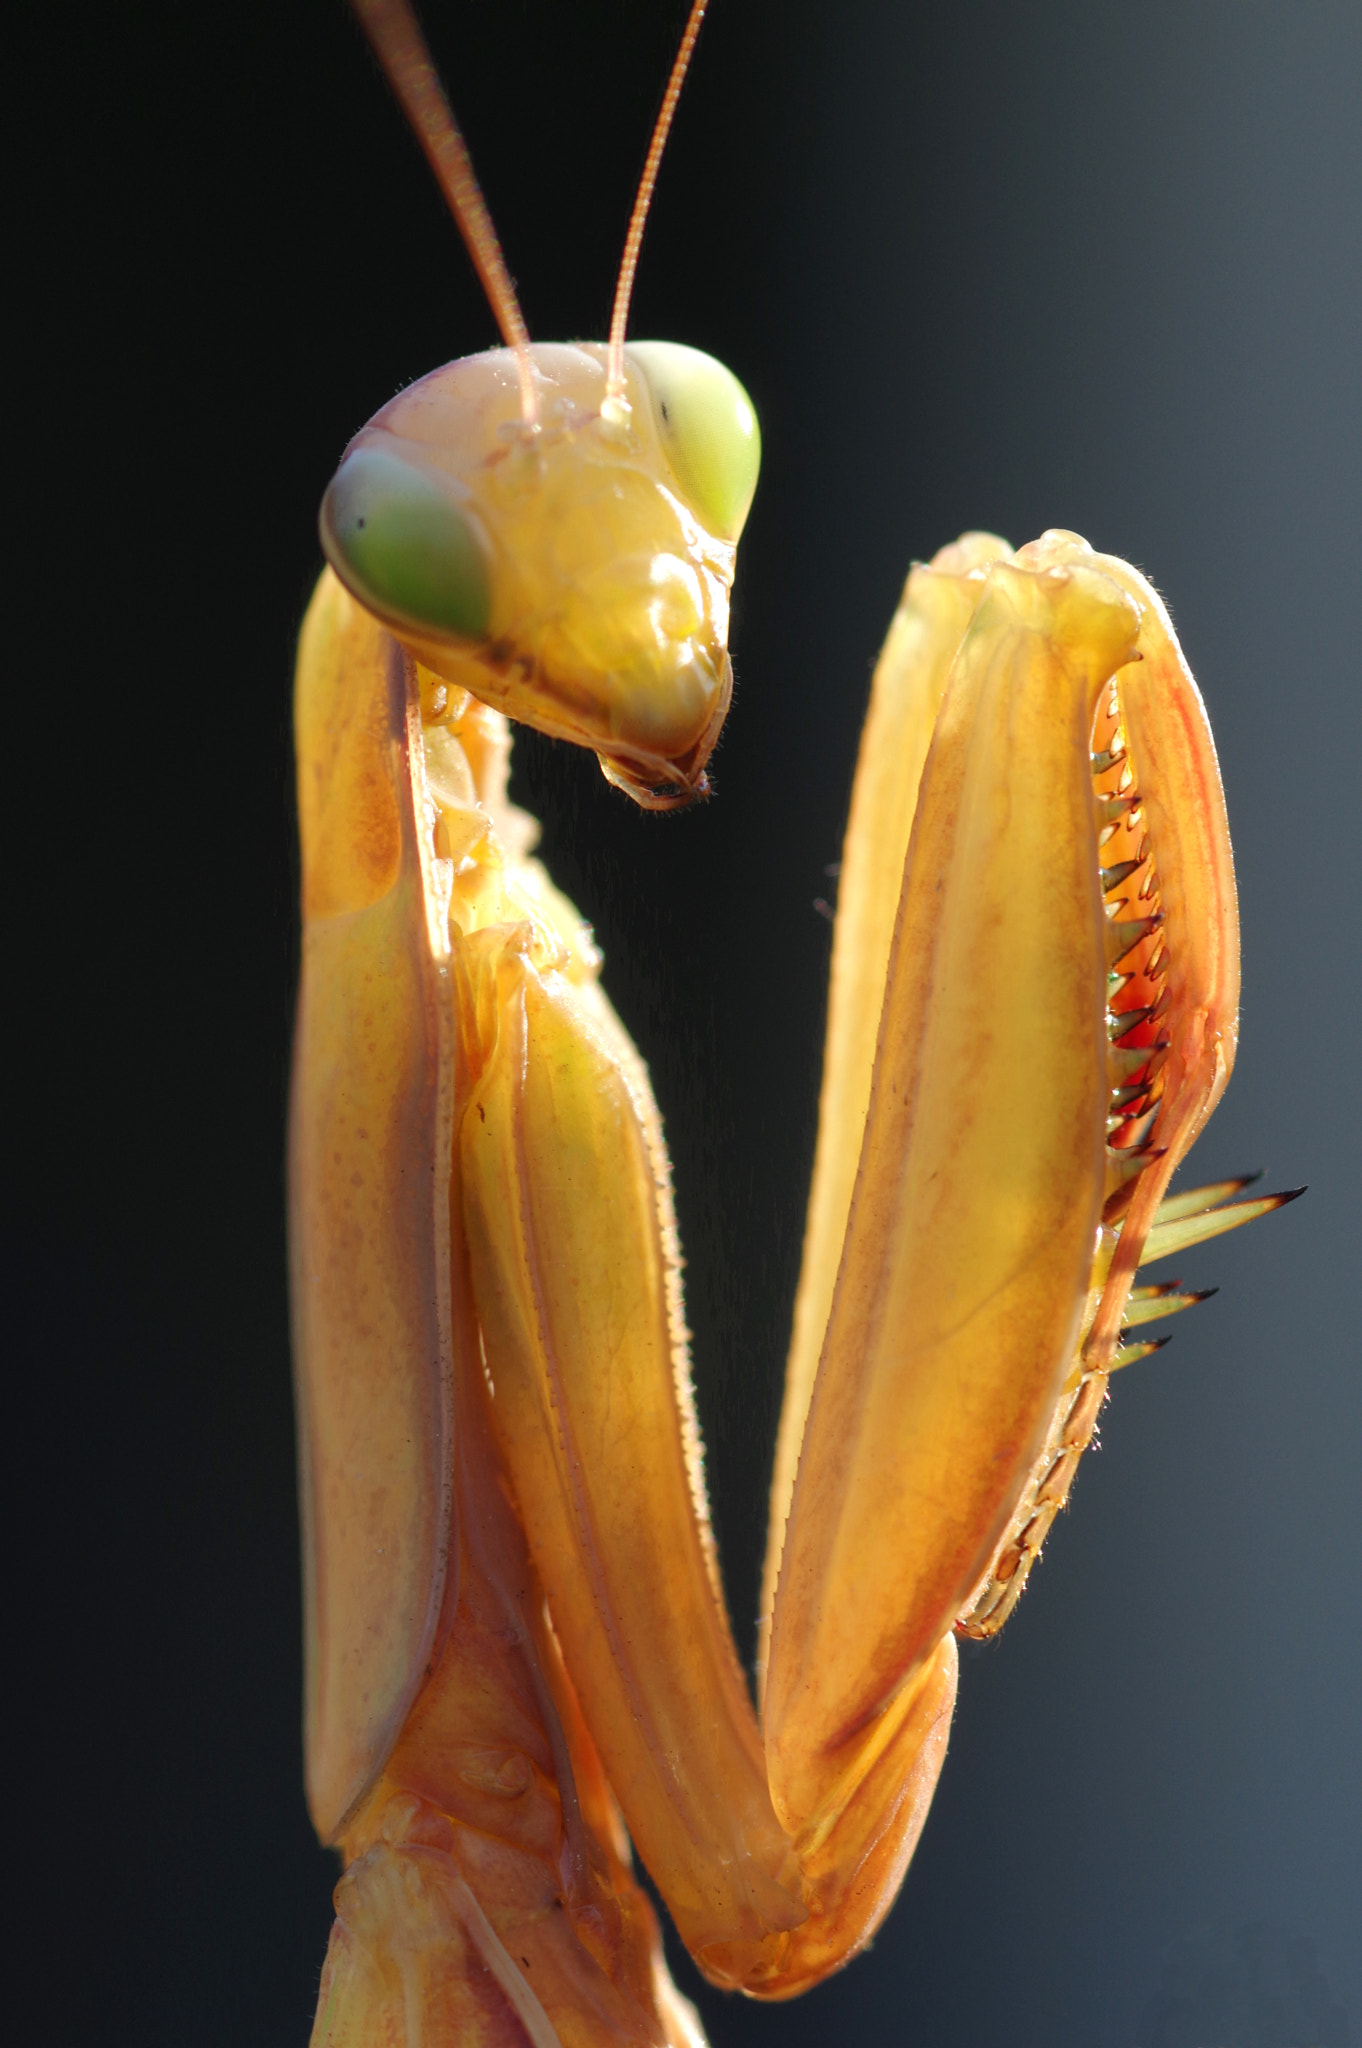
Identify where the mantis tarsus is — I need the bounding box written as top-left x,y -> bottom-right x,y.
290,5 -> 1299,2042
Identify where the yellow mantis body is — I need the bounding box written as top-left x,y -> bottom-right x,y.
290,7 -> 1295,2042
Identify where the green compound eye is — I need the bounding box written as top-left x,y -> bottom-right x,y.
321,445 -> 491,641
626,341 -> 761,544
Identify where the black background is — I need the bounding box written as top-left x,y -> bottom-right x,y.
11,4 -> 1359,2044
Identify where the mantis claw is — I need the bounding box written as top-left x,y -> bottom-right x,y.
294,502 -> 1299,2037
295,489 -> 1296,2039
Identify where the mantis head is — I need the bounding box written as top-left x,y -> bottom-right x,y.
322,0 -> 754,808
321,338 -> 759,807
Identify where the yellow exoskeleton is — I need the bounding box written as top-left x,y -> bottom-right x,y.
290,5 -> 1297,2041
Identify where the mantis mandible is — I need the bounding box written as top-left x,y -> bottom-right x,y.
290,4 -> 1298,2041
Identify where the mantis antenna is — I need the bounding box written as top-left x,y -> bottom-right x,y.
605,0 -> 711,404
351,0 -> 539,429
354,0 -> 710,427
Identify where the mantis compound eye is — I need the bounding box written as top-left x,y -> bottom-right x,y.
321,445 -> 492,641
627,340 -> 761,543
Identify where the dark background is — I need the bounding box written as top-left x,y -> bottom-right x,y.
11,3 -> 1358,2043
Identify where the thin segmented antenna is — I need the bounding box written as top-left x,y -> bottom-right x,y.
351,0 -> 538,428
605,0 -> 710,403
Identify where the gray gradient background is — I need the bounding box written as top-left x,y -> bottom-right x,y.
11,3 -> 1357,2043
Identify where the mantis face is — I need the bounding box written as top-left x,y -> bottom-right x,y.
320,341 -> 759,808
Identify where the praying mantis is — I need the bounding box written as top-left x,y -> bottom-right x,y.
290,5 -> 1300,2042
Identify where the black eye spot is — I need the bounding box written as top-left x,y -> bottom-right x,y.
356,516 -> 366,529
660,399 -> 670,422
